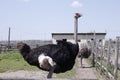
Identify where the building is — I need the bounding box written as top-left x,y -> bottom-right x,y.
52,32 -> 106,44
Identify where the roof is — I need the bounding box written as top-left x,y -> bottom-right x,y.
52,32 -> 106,37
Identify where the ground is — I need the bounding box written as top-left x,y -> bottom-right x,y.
74,58 -> 104,80
0,58 -> 104,80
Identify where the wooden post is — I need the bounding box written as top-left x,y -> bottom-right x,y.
106,39 -> 111,78
0,44 -> 1,53
74,13 -> 82,44
114,37 -> 120,80
92,31 -> 96,67
100,39 -> 103,75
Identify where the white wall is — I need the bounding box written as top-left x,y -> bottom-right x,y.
52,34 -> 106,44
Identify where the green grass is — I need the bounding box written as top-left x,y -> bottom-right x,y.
0,50 -> 39,73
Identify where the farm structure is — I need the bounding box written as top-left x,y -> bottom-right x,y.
52,32 -> 106,45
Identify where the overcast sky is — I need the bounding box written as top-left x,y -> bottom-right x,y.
0,0 -> 120,40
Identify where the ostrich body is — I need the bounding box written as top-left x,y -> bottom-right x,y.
17,40 -> 79,78
78,42 -> 91,67
78,47 -> 91,67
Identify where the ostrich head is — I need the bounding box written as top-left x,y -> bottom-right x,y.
17,42 -> 31,56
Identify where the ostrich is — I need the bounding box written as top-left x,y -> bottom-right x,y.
78,41 -> 91,67
17,40 -> 79,78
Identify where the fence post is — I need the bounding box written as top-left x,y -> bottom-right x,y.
91,32 -> 96,67
114,37 -> 120,80
106,39 -> 111,78
0,44 -> 1,53
92,40 -> 95,67
99,39 -> 103,75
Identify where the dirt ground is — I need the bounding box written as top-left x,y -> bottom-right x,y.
0,58 -> 104,80
74,58 -> 103,80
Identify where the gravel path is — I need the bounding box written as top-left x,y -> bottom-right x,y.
0,58 -> 103,80
74,58 -> 99,80
0,70 -> 48,79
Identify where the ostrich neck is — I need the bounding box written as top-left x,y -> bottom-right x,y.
20,48 -> 31,58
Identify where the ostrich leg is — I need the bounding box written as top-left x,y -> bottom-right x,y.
80,56 -> 83,68
47,65 -> 56,78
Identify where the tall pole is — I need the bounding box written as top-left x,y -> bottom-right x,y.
8,27 -> 11,50
74,13 -> 82,44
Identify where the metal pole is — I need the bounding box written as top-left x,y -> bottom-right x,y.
8,27 -> 11,50
74,13 -> 82,44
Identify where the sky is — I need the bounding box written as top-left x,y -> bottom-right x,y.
0,0 -> 120,40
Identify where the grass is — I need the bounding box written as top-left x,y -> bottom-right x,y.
0,50 -> 39,73
0,50 -> 77,78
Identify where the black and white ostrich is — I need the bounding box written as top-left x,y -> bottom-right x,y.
17,40 -> 79,78
78,41 -> 91,67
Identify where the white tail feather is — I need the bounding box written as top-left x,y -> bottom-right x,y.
38,54 -> 56,69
